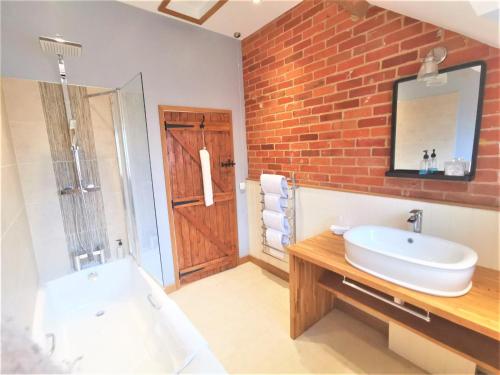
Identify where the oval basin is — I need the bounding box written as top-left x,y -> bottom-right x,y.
343,225 -> 478,297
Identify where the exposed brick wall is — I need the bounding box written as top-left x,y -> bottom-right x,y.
242,1 -> 500,208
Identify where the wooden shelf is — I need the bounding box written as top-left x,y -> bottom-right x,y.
287,231 -> 500,340
318,271 -> 500,372
288,231 -> 500,373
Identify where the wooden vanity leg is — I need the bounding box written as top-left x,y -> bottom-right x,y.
289,254 -> 335,339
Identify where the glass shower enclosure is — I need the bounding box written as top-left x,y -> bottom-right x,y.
1,72 -> 164,285
111,74 -> 164,284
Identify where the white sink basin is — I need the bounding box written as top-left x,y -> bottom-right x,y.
343,226 -> 478,297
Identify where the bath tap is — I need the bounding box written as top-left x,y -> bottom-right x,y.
407,209 -> 423,233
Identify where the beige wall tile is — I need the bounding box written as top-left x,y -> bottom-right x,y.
1,91 -> 16,167
1,210 -> 39,331
98,157 -> 123,193
9,121 -> 53,164
32,235 -> 71,282
16,161 -> 59,206
1,164 -> 25,237
89,91 -> 117,160
2,78 -> 45,123
1,92 -> 25,236
0,89 -> 38,331
25,199 -> 65,242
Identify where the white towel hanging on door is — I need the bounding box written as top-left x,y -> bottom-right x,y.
199,148 -> 214,206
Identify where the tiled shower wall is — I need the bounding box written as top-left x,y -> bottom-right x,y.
87,87 -> 130,265
39,82 -> 110,260
1,87 -> 39,330
2,77 -> 128,282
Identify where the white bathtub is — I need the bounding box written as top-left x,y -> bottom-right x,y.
32,257 -> 225,373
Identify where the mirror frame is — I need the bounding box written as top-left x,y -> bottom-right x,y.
386,60 -> 487,181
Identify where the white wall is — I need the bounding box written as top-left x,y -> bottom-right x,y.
0,1 -> 249,286
1,88 -> 39,330
247,179 -> 500,272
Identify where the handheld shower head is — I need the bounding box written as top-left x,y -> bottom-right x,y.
39,36 -> 82,57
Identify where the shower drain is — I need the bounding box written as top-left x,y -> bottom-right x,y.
95,310 -> 105,317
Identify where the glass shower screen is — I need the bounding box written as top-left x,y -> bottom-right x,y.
113,73 -> 164,284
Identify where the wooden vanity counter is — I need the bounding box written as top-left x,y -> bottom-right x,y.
288,231 -> 500,372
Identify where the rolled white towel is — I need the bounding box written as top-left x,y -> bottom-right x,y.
265,228 -> 290,252
260,174 -> 288,198
263,210 -> 290,234
199,149 -> 214,206
264,193 -> 288,213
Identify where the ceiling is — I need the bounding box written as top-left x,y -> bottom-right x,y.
120,0 -> 499,47
367,0 -> 500,48
119,0 -> 301,39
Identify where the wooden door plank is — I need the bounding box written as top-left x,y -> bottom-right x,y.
176,132 -> 187,198
175,206 -> 231,257
225,117 -> 239,263
159,110 -> 181,289
192,208 -> 205,267
180,208 -> 192,268
183,130 -> 194,197
168,129 -> 225,192
193,127 -> 204,197
166,135 -> 178,200
180,255 -> 230,275
180,257 -> 235,284
174,213 -> 187,270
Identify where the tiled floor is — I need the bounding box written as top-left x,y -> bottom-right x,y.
170,262 -> 424,374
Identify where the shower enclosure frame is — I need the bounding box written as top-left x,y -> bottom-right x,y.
110,74 -> 165,285
110,89 -> 140,263
78,74 -> 165,285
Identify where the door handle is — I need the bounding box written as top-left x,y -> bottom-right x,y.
221,159 -> 235,168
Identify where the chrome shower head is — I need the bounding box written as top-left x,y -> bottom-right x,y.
39,36 -> 82,57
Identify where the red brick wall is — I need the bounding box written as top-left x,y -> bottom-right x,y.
242,1 -> 500,208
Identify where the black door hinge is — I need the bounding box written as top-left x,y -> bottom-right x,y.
164,121 -> 195,130
172,199 -> 200,208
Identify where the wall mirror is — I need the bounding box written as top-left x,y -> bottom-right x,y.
386,61 -> 486,181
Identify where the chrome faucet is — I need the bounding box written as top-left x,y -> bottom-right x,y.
407,209 -> 423,233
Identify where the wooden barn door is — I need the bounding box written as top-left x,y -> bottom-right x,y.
159,106 -> 238,285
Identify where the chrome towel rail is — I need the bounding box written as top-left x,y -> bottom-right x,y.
260,172 -> 297,262
342,276 -> 431,322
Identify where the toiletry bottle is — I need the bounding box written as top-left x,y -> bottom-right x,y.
430,149 -> 438,173
419,150 -> 429,175
116,239 -> 124,258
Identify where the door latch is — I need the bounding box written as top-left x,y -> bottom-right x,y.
221,159 -> 236,168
